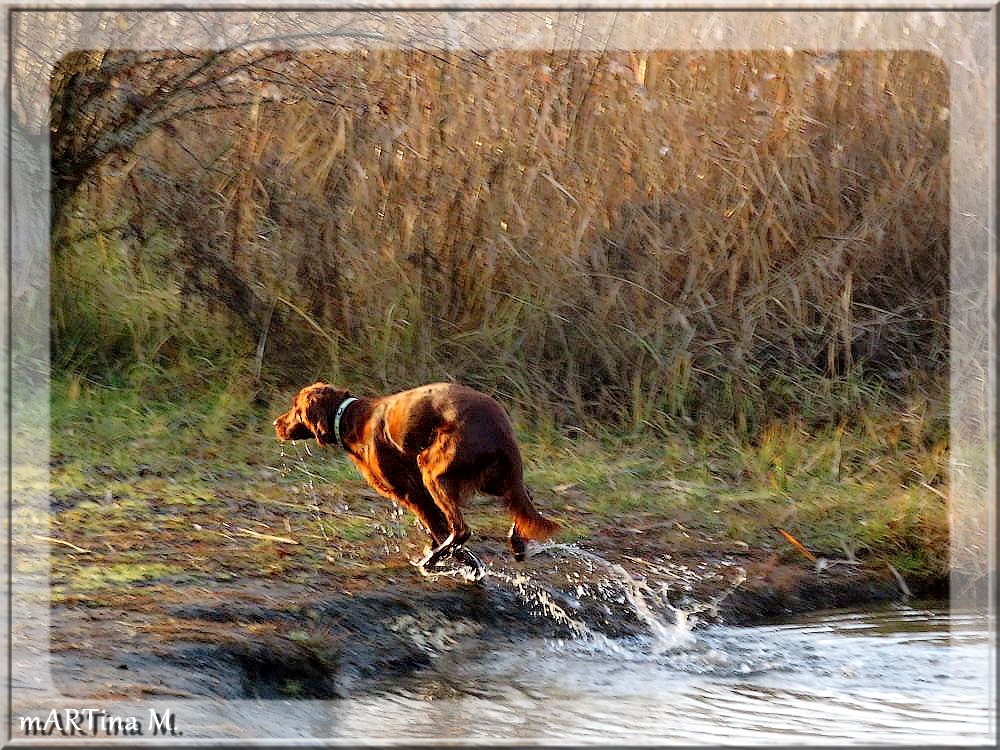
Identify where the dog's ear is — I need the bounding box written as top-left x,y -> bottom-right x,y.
302,383 -> 333,445
303,386 -> 347,445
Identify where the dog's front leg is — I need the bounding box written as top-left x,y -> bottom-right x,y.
402,488 -> 451,557
413,534 -> 486,581
414,531 -> 457,569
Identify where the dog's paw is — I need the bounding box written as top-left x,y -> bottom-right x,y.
413,548 -> 486,583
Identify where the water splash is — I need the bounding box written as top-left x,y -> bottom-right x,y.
542,544 -> 696,653
479,543 -> 747,658
483,565 -> 625,655
274,443 -> 414,562
372,503 -> 408,559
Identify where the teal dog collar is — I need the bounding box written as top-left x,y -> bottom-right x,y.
334,397 -> 358,447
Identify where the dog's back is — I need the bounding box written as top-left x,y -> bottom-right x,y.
380,383 -> 518,460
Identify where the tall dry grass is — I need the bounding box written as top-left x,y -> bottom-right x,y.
58,49 -> 949,431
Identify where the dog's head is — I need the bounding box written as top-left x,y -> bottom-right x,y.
274,382 -> 352,446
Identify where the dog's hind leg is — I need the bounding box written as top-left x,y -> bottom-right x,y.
508,523 -> 527,562
500,483 -> 559,561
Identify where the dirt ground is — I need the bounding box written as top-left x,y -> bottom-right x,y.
27,478 -> 943,704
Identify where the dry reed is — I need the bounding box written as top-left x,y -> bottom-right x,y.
57,49 -> 949,431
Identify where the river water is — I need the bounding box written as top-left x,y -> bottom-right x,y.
317,602 -> 993,744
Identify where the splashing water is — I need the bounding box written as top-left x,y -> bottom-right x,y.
372,503 -> 408,558
476,543 -> 745,657
274,442 -> 419,562
483,564 -> 625,655
548,543 -> 697,652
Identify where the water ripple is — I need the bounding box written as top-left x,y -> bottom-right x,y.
357,603 -> 993,745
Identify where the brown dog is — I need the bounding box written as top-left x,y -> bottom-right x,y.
274,382 -> 558,573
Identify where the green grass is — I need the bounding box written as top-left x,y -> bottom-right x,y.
66,562 -> 187,593
45,370 -> 950,606
522,422 -> 948,573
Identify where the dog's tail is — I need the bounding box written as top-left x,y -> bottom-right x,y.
504,485 -> 559,541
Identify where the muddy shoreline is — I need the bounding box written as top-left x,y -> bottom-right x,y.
44,542 -> 944,704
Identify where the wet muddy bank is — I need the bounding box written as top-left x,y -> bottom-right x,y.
45,547 -> 944,703
48,580 -> 559,701
719,558 -> 947,626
